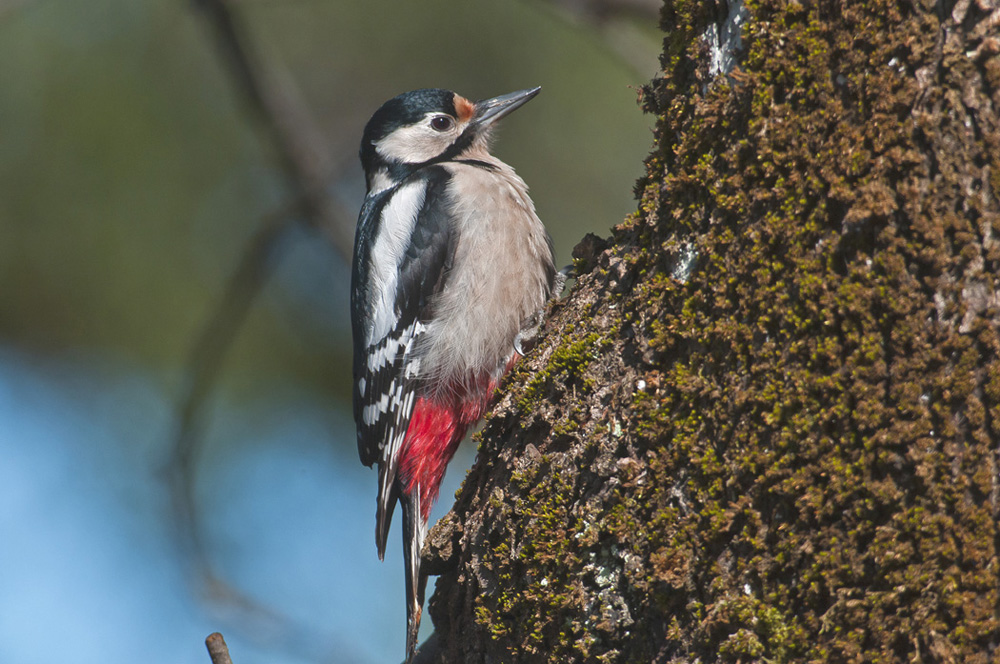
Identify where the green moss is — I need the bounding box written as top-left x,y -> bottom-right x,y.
623,0 -> 998,659
469,466 -> 579,648
516,330 -> 612,414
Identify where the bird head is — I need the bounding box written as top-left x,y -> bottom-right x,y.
360,87 -> 541,191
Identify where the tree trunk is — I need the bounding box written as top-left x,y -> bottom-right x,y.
420,0 -> 1000,661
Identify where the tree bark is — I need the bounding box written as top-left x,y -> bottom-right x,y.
422,0 -> 1000,661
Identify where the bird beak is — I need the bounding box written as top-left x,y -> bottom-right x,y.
473,87 -> 541,129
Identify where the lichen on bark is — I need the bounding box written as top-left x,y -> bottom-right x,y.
420,1 -> 1000,662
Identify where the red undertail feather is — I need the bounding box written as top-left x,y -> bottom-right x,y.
398,355 -> 520,520
399,397 -> 463,521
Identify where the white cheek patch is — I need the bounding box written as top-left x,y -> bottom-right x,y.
374,113 -> 460,164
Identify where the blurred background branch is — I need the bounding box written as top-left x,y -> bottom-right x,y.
191,0 -> 356,256
169,0 -> 356,622
170,204 -> 295,585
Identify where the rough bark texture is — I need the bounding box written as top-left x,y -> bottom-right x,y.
422,0 -> 1000,661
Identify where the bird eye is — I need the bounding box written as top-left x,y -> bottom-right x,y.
430,115 -> 454,131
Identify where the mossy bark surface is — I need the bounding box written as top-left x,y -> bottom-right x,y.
422,0 -> 1000,661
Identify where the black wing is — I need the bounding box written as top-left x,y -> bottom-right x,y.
349,167 -> 455,554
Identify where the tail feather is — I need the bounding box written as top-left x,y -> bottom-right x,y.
400,489 -> 428,661
376,472 -> 399,560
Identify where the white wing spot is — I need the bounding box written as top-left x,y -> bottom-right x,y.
363,390 -> 393,425
368,334 -> 401,372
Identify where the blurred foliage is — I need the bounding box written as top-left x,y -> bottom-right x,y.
0,0 -> 656,407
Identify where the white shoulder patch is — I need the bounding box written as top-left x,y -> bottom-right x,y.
368,180 -> 427,343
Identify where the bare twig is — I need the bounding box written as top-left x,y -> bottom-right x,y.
206,632 -> 234,664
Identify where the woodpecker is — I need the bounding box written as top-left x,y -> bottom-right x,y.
350,87 -> 556,659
